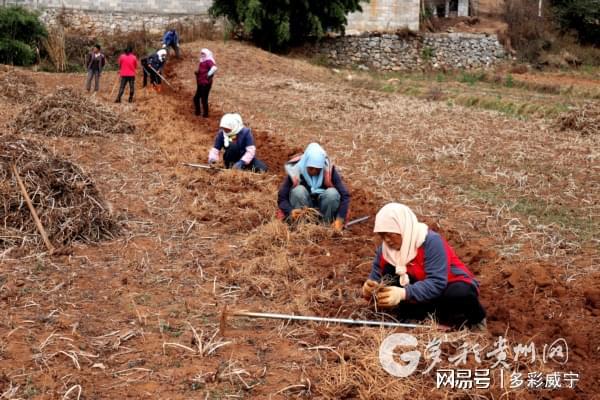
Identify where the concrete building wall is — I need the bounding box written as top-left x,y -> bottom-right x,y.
347,0 -> 421,33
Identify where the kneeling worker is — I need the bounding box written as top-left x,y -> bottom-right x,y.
277,143 -> 350,233
208,113 -> 268,173
363,203 -> 486,330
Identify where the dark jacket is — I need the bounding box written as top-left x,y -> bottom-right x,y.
86,52 -> 106,71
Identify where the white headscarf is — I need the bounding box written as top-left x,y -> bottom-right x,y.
219,113 -> 244,147
374,203 -> 429,280
200,48 -> 215,64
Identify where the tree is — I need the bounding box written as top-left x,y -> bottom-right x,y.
210,0 -> 366,51
551,0 -> 600,45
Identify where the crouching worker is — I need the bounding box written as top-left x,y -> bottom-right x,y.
362,203 -> 486,330
277,143 -> 350,233
142,49 -> 167,92
208,113 -> 268,172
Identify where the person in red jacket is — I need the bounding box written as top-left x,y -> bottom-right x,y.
193,48 -> 217,117
115,46 -> 138,103
362,203 -> 486,330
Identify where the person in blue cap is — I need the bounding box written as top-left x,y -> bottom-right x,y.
277,143 -> 351,232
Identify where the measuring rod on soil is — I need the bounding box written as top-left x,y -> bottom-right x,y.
148,65 -> 176,90
346,216 -> 369,227
183,162 -> 223,170
231,310 -> 425,329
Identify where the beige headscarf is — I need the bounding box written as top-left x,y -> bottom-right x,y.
219,113 -> 244,147
374,203 -> 429,284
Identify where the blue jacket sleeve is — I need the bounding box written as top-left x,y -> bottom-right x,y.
331,167 -> 351,220
368,246 -> 383,281
277,177 -> 293,216
406,233 -> 448,302
213,133 -> 224,150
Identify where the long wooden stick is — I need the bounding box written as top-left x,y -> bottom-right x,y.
109,73 -> 119,98
11,163 -> 55,254
232,310 -> 426,329
147,65 -> 175,90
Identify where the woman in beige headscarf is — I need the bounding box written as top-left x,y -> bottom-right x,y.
362,203 -> 486,329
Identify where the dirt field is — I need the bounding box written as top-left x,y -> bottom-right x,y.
0,40 -> 598,399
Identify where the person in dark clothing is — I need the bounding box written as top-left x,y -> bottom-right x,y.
207,113 -> 267,173
162,29 -> 180,58
85,44 -> 106,92
363,203 -> 486,330
193,48 -> 217,117
142,49 -> 167,92
277,143 -> 351,232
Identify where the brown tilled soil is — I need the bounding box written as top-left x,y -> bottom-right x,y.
0,40 -> 598,399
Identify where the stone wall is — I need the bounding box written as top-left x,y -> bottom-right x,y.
2,0 -> 212,35
2,0 -> 211,15
317,32 -> 506,70
38,8 -> 212,35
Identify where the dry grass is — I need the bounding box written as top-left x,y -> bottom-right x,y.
0,135 -> 120,250
555,103 -> 600,136
0,70 -> 37,103
42,25 -> 67,73
12,87 -> 135,137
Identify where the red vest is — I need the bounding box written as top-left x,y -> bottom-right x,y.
379,237 -> 478,291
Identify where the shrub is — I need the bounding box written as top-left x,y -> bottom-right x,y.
0,6 -> 46,66
0,38 -> 35,65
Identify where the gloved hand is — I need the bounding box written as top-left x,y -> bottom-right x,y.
208,158 -> 217,166
377,286 -> 406,308
290,209 -> 303,221
362,279 -> 378,300
332,218 -> 344,233
232,161 -> 244,170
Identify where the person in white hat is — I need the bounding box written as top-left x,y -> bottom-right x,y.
207,113 -> 267,173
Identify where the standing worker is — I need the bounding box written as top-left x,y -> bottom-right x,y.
207,113 -> 267,173
84,44 -> 106,93
162,29 -> 180,58
115,46 -> 138,103
362,203 -> 486,330
193,48 -> 217,118
142,49 -> 167,92
277,143 -> 350,232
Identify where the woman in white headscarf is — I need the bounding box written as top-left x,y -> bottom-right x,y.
194,48 -> 217,117
363,203 -> 486,329
207,113 -> 267,173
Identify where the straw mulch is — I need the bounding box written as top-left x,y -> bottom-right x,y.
12,87 -> 135,137
0,70 -> 37,103
556,103 -> 600,136
0,135 -> 120,250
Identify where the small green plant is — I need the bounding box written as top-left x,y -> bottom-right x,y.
435,72 -> 446,82
457,71 -> 486,85
505,73 -> 514,88
421,46 -> 434,61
